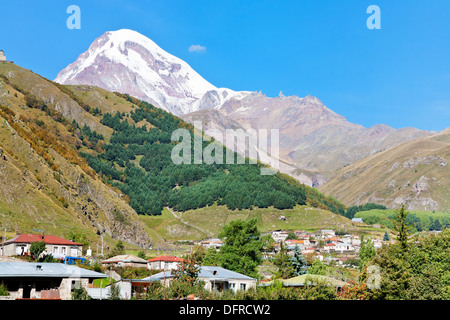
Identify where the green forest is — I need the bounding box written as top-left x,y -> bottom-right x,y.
80,93 -> 345,216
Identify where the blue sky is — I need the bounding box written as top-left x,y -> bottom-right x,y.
0,0 -> 449,131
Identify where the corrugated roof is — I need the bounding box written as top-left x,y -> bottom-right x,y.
4,234 -> 83,246
0,262 -> 107,279
143,266 -> 256,282
102,254 -> 148,264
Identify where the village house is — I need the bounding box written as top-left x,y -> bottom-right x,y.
143,266 -> 257,293
285,239 -> 306,251
0,262 -> 107,300
271,230 -> 289,243
147,255 -> 183,271
334,242 -> 355,253
200,238 -> 224,250
1,234 -> 83,259
323,242 -> 336,253
320,229 -> 336,239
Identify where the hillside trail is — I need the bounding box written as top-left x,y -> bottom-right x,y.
165,207 -> 214,238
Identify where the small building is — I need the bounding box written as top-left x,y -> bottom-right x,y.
1,234 -> 83,258
0,262 -> 107,300
271,230 -> 289,243
334,242 -> 355,253
143,266 -> 257,293
320,229 -> 336,238
147,255 -> 183,271
101,254 -> 148,268
352,218 -> 363,223
200,238 -> 224,250
323,242 -> 336,253
0,50 -> 6,62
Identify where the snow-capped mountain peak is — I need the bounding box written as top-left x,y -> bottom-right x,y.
55,29 -> 217,115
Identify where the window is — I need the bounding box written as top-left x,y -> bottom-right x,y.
240,283 -> 246,291
53,247 -> 58,253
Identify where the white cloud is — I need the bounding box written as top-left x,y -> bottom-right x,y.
188,44 -> 207,53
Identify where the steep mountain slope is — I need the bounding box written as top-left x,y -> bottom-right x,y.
56,29 -> 433,187
319,129 -> 450,211
0,63 -> 152,248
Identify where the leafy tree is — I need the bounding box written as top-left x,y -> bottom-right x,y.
171,252 -> 200,284
109,240 -> 125,257
137,251 -> 147,260
359,235 -> 376,273
72,286 -> 91,300
308,259 -> 327,276
286,231 -> 297,240
214,219 -> 264,278
169,251 -> 209,299
301,276 -> 337,300
30,241 -> 47,261
290,245 -> 309,276
0,282 -> 9,296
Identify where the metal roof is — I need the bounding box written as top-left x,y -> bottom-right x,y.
143,266 -> 256,282
0,262 -> 108,279
4,234 -> 83,246
102,254 -> 148,264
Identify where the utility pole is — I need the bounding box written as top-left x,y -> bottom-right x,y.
2,226 -> 6,256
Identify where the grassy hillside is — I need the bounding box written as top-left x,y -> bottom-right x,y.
319,129 -> 450,212
355,209 -> 450,231
139,204 -> 385,242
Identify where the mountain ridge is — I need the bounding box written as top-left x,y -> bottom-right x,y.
55,29 -> 434,187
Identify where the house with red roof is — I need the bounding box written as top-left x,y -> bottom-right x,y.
147,255 -> 184,271
1,234 -> 83,258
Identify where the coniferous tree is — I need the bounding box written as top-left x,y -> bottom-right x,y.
273,242 -> 294,279
392,204 -> 413,253
290,245 -> 309,276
